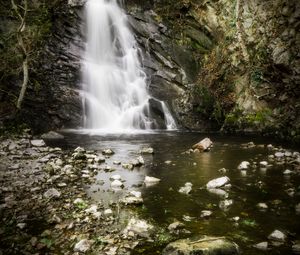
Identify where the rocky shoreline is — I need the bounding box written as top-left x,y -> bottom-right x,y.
1,131 -> 300,254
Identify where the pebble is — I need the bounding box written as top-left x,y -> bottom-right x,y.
144,176 -> 160,184
257,203 -> 268,210
200,210 -> 213,218
219,199 -> 233,211
30,139 -> 45,147
104,209 -> 113,216
168,221 -> 184,232
238,161 -> 250,170
178,182 -> 192,194
102,149 -> 114,155
110,174 -> 121,181
74,239 -> 91,253
111,180 -> 123,188
283,169 -> 293,175
140,147 -> 154,154
43,188 -> 61,199
259,161 -> 268,167
268,230 -> 287,242
253,242 -> 268,251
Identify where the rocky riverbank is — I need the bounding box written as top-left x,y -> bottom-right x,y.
1,131 -> 300,254
0,131 -> 155,254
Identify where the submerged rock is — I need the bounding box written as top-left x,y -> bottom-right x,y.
168,221 -> 185,232
41,131 -> 64,140
102,149 -> 114,155
219,200 -> 233,211
144,176 -> 160,185
206,176 -> 230,189
179,182 -> 193,194
192,138 -> 213,152
208,188 -> 229,198
140,147 -> 154,154
162,236 -> 239,255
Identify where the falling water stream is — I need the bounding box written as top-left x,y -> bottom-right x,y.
81,0 -> 176,132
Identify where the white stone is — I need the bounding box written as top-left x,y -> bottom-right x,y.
192,137 -> 213,152
123,218 -> 153,237
219,199 -> 233,211
17,223 -> 26,229
200,210 -> 213,218
257,203 -> 268,210
102,149 -> 114,155
73,198 -> 84,204
144,176 -> 160,184
110,174 -> 121,181
268,230 -> 286,242
206,176 -> 230,189
259,161 -> 268,167
253,242 -> 268,250
179,182 -> 193,194
85,205 -> 98,214
137,156 -> 144,165
31,139 -> 45,147
74,146 -> 85,153
104,209 -> 113,216
130,190 -> 142,198
238,161 -> 250,170
275,152 -> 285,158
43,188 -> 61,199
74,239 -> 91,253
121,196 -> 143,205
140,147 -> 154,154
165,160 -> 172,165
283,169 -> 292,175
111,180 -> 123,188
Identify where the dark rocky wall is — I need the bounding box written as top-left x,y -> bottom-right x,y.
1,0 -> 299,142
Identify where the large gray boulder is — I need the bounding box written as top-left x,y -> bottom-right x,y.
163,236 -> 239,255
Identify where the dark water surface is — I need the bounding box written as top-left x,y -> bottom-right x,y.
58,131 -> 300,254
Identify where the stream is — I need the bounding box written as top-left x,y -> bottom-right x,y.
53,131 -> 300,254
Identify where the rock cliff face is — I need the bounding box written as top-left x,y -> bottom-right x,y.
125,0 -> 300,140
0,0 -> 299,141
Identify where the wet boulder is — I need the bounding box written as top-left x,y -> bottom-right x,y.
192,138 -> 213,152
206,176 -> 230,189
41,131 -> 64,140
162,236 -> 239,255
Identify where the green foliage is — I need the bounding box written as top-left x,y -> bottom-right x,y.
40,238 -> 53,248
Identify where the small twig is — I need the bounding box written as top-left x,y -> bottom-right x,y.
190,236 -> 226,244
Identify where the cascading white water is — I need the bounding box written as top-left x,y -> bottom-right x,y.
82,0 -> 177,132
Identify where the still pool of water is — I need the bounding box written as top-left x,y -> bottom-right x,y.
58,131 -> 300,254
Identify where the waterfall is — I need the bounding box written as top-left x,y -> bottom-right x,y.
81,0 -> 177,132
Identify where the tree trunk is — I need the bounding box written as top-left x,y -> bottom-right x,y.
17,56 -> 28,109
12,0 -> 29,110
